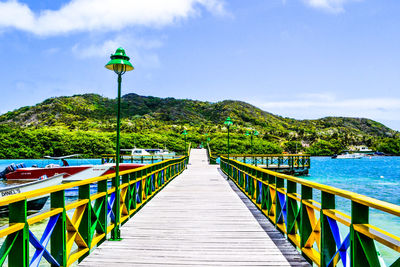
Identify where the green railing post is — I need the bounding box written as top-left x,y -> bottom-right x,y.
320,192 -> 336,267
96,179 -> 108,246
122,173 -> 130,226
227,127 -> 231,179
9,200 -> 29,267
275,177 -> 284,228
50,190 -> 67,267
300,185 -> 313,264
287,180 -> 298,246
267,174 -> 275,219
351,201 -> 379,267
261,172 -> 269,211
78,184 -> 91,262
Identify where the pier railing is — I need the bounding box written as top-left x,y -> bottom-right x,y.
223,154 -> 310,169
0,156 -> 187,267
220,156 -> 400,267
206,143 -> 217,164
101,154 -> 181,164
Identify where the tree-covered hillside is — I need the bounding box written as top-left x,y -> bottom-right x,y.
0,93 -> 398,158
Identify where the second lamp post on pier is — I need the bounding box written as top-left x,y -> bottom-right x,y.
105,47 -> 133,241
182,130 -> 188,155
246,130 -> 259,154
224,117 -> 233,179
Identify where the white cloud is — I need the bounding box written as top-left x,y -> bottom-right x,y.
0,0 -> 227,36
302,0 -> 362,13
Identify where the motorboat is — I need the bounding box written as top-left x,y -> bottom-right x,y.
0,155 -> 143,182
121,148 -> 151,156
0,173 -> 64,216
120,148 -> 176,161
332,152 -> 363,159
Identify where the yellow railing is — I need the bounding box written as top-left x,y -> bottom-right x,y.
220,156 -> 400,267
206,143 -> 217,164
222,154 -> 310,169
0,156 -> 187,266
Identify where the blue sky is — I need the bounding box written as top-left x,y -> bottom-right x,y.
0,0 -> 400,130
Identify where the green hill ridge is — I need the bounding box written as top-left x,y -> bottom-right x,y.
0,93 -> 398,158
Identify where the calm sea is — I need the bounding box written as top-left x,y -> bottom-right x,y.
304,157 -> 400,265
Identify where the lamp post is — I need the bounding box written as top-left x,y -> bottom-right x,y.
182,130 -> 188,155
205,133 -> 210,143
224,117 -> 233,179
245,130 -> 259,154
105,47 -> 133,241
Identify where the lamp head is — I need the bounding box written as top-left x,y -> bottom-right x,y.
254,130 -> 259,136
105,47 -> 134,75
182,130 -> 188,135
224,117 -> 233,127
245,131 -> 250,136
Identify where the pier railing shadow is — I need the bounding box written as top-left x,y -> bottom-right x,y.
220,155 -> 400,267
0,156 -> 188,266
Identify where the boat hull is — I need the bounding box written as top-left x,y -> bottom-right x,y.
0,174 -> 64,216
5,163 -> 143,182
5,166 -> 90,180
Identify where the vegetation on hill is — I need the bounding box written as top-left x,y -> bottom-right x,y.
0,93 -> 398,158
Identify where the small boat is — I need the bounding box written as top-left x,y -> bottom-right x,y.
121,148 -> 151,157
332,152 -> 363,159
0,173 -> 64,216
0,155 -> 143,182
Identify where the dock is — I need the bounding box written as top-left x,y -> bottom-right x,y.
80,149 -> 308,266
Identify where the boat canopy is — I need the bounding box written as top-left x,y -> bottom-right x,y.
44,154 -> 81,160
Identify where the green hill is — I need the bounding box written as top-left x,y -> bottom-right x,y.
0,93 -> 398,158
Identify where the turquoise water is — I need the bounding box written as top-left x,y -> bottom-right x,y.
302,157 -> 400,265
302,157 -> 400,235
304,157 -> 400,205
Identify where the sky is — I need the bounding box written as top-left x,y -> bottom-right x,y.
0,0 -> 400,130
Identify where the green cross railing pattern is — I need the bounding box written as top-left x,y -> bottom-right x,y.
206,143 -> 217,165
0,156 -> 187,267
220,155 -> 400,267
222,154 -> 310,169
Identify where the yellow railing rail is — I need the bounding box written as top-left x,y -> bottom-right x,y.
0,156 -> 188,266
206,143 -> 218,164
220,156 -> 400,267
222,153 -> 311,157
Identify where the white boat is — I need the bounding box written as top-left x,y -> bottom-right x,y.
332,152 -> 363,159
1,155 -> 143,182
121,148 -> 151,157
0,173 -> 64,215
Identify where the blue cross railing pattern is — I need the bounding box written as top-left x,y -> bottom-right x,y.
0,156 -> 187,267
220,156 -> 400,267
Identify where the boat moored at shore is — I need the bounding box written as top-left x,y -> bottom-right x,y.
0,173 -> 64,216
0,155 -> 143,181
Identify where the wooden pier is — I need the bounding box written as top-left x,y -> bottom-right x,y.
80,149 -> 308,266
0,147 -> 398,266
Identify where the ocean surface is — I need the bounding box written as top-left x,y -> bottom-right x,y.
303,157 -> 400,265
0,156 -> 399,265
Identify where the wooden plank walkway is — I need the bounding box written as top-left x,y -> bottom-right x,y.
80,149 -> 308,266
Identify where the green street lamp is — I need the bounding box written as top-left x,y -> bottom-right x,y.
224,117 -> 233,179
182,130 -> 188,155
105,47 -> 133,241
245,130 -> 259,154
